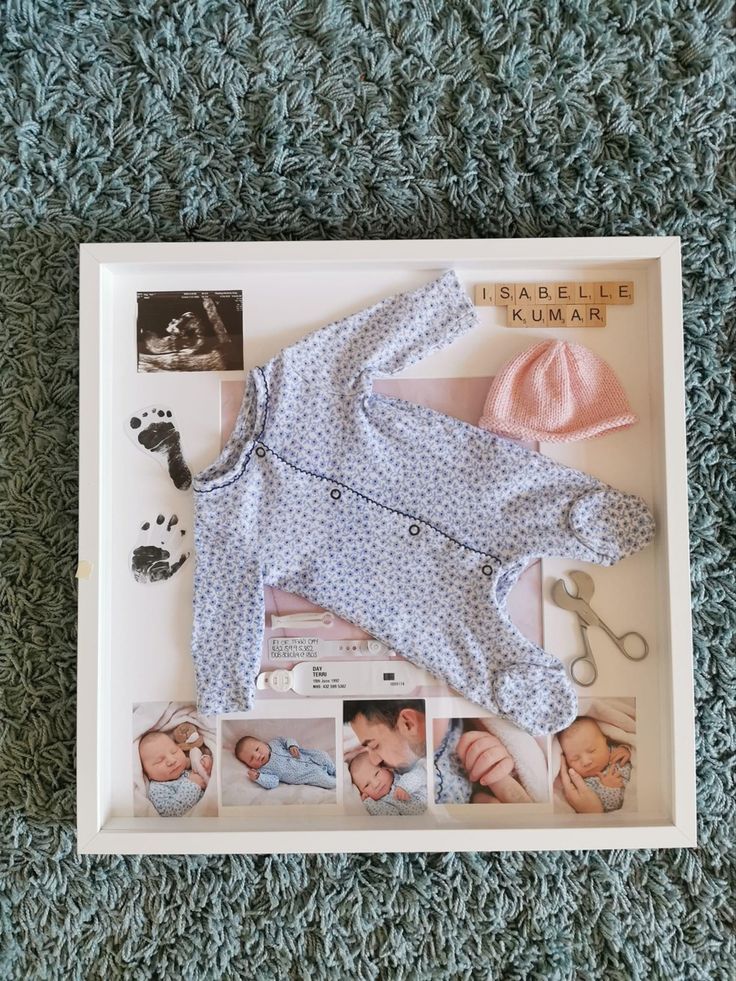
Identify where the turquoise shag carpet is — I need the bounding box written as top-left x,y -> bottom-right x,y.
1,2 -> 734,978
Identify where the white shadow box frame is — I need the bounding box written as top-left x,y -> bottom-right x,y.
77,238 -> 695,855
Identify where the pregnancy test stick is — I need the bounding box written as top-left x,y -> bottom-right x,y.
256,660 -> 438,696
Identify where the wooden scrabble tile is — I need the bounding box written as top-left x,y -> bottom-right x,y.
494,283 -> 515,305
474,284 -> 495,305
565,305 -> 588,326
611,281 -> 635,304
546,305 -> 567,325
572,282 -> 596,303
507,305 -> 548,326
514,283 -> 535,304
527,305 -> 548,326
586,305 -> 607,327
553,282 -> 576,303
534,282 -> 555,303
507,306 -> 530,326
592,281 -> 616,302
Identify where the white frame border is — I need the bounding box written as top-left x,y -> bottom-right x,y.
77,237 -> 696,854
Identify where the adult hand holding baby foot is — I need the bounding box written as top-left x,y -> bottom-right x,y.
560,761 -> 605,813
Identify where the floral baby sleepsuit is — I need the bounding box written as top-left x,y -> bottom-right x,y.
191,271 -> 654,735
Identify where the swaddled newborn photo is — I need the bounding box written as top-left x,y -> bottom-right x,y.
221,717 -> 337,807
552,697 -> 637,814
132,702 -> 217,818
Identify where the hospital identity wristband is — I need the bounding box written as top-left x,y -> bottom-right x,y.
256,660 -> 438,696
268,637 -> 396,661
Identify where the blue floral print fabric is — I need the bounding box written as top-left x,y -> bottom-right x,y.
191,271 -> 654,734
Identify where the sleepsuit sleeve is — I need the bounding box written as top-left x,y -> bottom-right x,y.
394,764 -> 427,802
363,792 -> 427,816
496,447 -> 655,566
190,497 -> 265,716
281,270 -> 478,391
363,796 -> 400,816
254,770 -> 280,790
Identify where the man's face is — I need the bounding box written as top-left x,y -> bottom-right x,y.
350,710 -> 425,771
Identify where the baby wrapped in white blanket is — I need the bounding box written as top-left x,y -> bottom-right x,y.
132,702 -> 217,817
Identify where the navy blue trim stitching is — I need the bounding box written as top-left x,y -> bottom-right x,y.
255,365 -> 270,439
194,366 -> 270,495
260,441 -> 502,564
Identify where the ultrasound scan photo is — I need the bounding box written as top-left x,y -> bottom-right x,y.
136,290 -> 244,372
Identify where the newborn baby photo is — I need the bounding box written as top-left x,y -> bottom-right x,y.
552,697 -> 637,814
433,715 -> 549,805
221,717 -> 337,806
132,702 -> 217,817
343,700 -> 428,817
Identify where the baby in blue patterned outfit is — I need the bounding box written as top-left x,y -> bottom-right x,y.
235,734 -> 337,790
559,717 -> 632,812
139,730 -> 210,817
348,751 -> 427,815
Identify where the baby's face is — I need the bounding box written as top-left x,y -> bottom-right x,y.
236,737 -> 271,769
350,753 -> 394,800
560,719 -> 610,777
140,733 -> 187,782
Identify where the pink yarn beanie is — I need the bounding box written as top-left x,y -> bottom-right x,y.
478,340 -> 638,442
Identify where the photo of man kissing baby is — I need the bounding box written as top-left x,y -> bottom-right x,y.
343,700 -> 429,816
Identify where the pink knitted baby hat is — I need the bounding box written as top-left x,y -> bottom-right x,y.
478,340 -> 637,442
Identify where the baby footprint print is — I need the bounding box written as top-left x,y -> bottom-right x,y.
130,513 -> 190,584
127,405 -> 192,490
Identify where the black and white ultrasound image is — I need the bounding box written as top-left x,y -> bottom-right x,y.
136,290 -> 243,372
